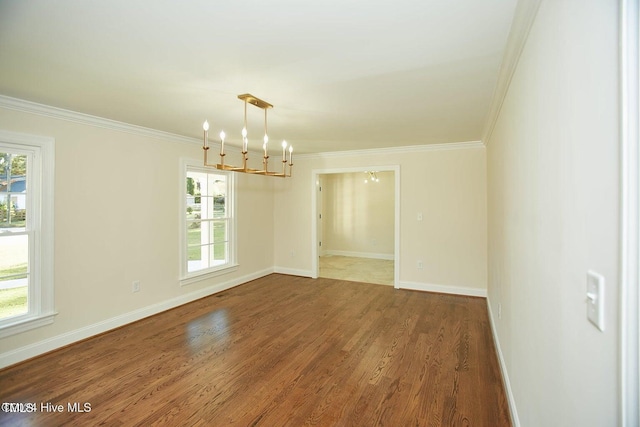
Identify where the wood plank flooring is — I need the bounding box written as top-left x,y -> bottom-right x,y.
0,274 -> 511,426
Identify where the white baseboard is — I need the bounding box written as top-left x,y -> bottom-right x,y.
273,267 -> 314,278
397,280 -> 487,297
486,297 -> 520,427
0,268 -> 274,369
322,250 -> 394,261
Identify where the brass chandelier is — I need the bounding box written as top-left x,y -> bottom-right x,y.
202,94 -> 293,177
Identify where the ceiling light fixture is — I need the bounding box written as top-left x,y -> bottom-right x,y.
364,171 -> 380,183
202,94 -> 293,177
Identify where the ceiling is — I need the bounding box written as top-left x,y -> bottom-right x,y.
0,0 -> 518,154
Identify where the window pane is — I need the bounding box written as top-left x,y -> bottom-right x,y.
187,221 -> 202,265
210,220 -> 227,244
1,152 -> 27,230
0,234 -> 28,320
201,196 -> 213,220
9,154 -> 27,180
196,172 -> 208,196
214,195 -> 225,218
185,168 -> 231,276
0,194 -> 26,229
187,252 -> 204,272
211,243 -> 227,265
188,244 -> 207,273
187,171 -> 204,215
211,175 -> 226,218
186,192 -> 198,220
10,194 -> 26,227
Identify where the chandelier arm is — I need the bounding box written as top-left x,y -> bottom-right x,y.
203,93 -> 291,178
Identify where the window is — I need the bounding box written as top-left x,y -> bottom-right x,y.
180,160 -> 236,284
0,131 -> 55,338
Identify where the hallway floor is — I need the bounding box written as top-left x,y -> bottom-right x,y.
319,255 -> 394,286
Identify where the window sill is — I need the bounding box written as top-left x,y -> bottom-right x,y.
0,311 -> 58,339
180,264 -> 239,287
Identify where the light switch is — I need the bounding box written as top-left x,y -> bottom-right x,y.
586,270 -> 605,331
417,212 -> 423,221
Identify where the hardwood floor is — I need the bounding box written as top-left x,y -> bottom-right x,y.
0,274 -> 511,426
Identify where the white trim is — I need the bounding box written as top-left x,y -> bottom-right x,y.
298,141 -> 483,159
0,95 -> 482,158
178,158 -> 237,283
0,268 -> 274,369
487,297 -> 520,427
180,264 -> 239,287
0,313 -> 57,340
482,0 -> 543,144
0,96 -> 254,157
273,267 -> 314,278
0,130 -> 55,338
322,250 -> 394,261
397,280 -> 487,298
311,165 -> 401,288
620,0 -> 640,425
0,95 -> 201,146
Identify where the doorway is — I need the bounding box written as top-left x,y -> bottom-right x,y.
311,166 -> 400,288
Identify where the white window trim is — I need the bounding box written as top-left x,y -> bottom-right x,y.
0,130 -> 56,338
179,158 -> 237,286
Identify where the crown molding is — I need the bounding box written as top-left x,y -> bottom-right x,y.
0,94 -> 202,146
0,94 -> 484,158
296,140 -> 484,160
481,0 -> 543,144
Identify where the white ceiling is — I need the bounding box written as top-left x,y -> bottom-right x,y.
0,0 -> 518,154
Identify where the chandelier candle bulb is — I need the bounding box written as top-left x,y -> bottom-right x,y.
201,93 -> 290,177
202,120 -> 209,148
241,125 -> 248,152
219,130 -> 225,155
263,109 -> 268,152
243,99 -> 248,135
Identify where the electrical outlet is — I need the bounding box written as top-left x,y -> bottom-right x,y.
132,281 -> 140,293
417,260 -> 423,269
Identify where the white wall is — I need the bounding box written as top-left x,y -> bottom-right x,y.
0,105 -> 274,366
322,171 -> 395,258
0,103 -> 487,363
273,144 -> 488,296
486,0 -> 619,425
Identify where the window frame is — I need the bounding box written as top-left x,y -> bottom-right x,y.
0,130 -> 55,338
179,158 -> 237,286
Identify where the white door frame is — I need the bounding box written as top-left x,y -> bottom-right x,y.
311,165 -> 401,288
620,0 -> 639,425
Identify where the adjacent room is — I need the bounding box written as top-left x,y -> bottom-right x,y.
0,1 -> 637,426
318,170 -> 396,286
